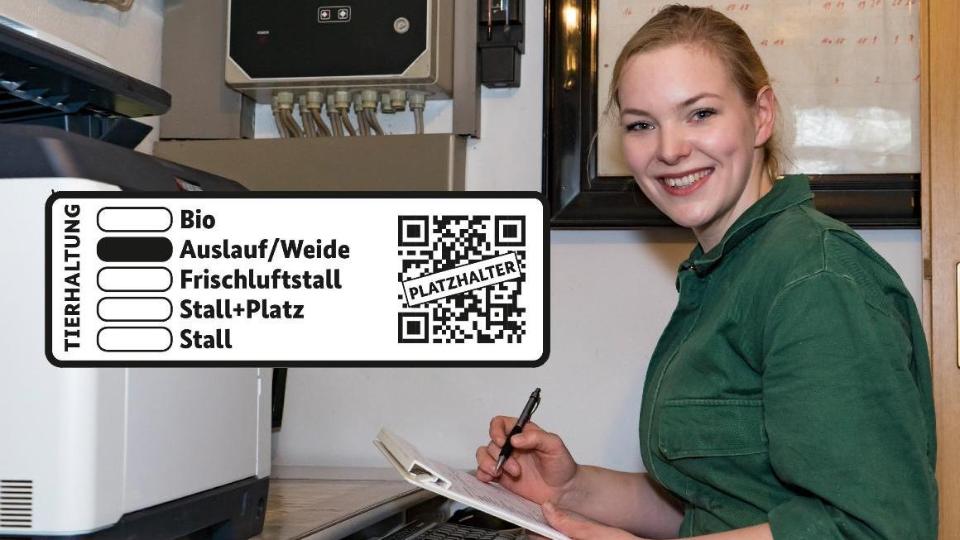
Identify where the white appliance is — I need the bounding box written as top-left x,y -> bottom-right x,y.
0,13 -> 274,533
0,134 -> 271,536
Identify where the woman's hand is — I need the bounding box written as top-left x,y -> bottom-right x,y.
475,416 -> 579,505
535,502 -> 651,540
476,417 -> 678,539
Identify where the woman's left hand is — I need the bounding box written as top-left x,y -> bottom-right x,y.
538,502 -> 652,540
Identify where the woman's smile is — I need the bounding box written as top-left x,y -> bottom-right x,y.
656,166 -> 714,195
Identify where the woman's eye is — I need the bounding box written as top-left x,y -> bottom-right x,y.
692,108 -> 716,122
625,121 -> 653,132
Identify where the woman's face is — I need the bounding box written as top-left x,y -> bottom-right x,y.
618,44 -> 774,250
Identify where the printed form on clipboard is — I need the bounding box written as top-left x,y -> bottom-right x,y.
374,428 -> 571,540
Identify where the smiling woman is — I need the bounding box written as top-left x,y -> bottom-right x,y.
613,43 -> 776,250
479,5 -> 937,540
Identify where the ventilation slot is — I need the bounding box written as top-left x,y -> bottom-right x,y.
0,479 -> 33,529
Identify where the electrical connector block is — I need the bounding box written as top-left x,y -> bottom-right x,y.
408,91 -> 426,110
361,90 -> 379,109
334,90 -> 352,111
306,90 -> 324,109
390,89 -> 407,111
275,91 -> 295,109
380,93 -> 395,114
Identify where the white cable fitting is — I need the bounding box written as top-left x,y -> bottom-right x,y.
352,92 -> 363,112
298,94 -> 308,109
306,90 -> 324,108
361,90 -> 379,109
390,89 -> 407,111
326,93 -> 337,110
408,91 -> 426,110
380,93 -> 395,113
276,91 -> 295,109
334,90 -> 351,110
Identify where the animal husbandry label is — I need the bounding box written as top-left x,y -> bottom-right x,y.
47,193 -> 547,366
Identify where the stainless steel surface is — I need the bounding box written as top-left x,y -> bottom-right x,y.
453,0 -> 480,138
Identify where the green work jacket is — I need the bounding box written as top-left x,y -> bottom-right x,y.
637,176 -> 938,539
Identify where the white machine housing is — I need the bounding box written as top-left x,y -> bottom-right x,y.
0,177 -> 271,535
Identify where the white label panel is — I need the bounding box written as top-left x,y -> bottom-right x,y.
47,193 -> 547,366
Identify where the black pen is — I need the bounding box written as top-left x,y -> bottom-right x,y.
495,388 -> 541,474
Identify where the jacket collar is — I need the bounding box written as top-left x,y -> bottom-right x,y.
678,175 -> 814,279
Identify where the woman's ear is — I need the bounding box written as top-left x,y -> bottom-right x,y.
753,85 -> 776,148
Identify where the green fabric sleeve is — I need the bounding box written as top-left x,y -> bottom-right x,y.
761,271 -> 937,540
768,497 -> 844,539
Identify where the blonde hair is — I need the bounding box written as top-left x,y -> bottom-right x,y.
608,4 -> 781,181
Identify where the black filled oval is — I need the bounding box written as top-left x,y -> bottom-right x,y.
97,237 -> 173,262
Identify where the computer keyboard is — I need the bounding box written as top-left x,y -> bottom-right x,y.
377,518 -> 524,540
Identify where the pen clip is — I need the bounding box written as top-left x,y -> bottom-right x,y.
531,396 -> 540,415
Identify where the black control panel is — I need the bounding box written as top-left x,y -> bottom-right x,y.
229,0 -> 429,79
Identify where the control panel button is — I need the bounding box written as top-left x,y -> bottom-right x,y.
318,6 -> 350,23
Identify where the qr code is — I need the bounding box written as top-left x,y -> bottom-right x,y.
397,215 -> 526,344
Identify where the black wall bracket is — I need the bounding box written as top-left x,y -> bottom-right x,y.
478,0 -> 524,88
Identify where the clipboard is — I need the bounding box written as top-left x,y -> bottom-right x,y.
374,428 -> 570,540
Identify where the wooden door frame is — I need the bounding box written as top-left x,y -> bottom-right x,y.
921,1 -> 960,538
